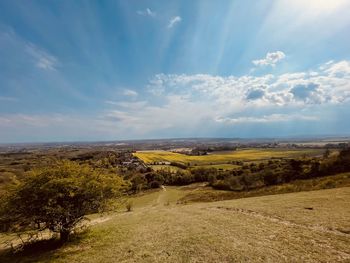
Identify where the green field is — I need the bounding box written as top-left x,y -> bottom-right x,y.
149,165 -> 185,172
150,163 -> 241,172
134,148 -> 324,165
191,163 -> 241,170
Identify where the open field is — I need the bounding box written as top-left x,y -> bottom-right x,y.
150,163 -> 240,172
134,148 -> 325,165
1,186 -> 349,262
148,165 -> 186,173
191,163 -> 241,170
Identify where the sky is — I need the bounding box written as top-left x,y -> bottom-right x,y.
0,0 -> 350,143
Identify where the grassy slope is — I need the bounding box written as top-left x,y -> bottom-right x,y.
180,172 -> 350,203
134,148 -> 324,165
2,185 -> 349,262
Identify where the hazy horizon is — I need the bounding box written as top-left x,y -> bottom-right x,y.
1,0 -> 350,143
2,134 -> 350,146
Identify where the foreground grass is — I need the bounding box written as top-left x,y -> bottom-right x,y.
134,148 -> 324,165
1,184 -> 349,262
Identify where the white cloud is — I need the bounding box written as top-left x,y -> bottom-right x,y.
123,89 -> 138,97
253,51 -> 286,67
137,8 -> 156,17
324,60 -> 350,77
152,60 -> 350,107
0,25 -> 59,72
139,60 -> 350,128
286,0 -> 348,16
25,43 -> 58,71
215,114 -> 318,124
168,16 -> 182,28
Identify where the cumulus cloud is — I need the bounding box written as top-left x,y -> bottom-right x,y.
136,8 -> 156,17
168,16 -> 182,28
145,60 -> 350,108
253,51 -> 286,67
324,60 -> 350,77
136,60 -> 350,130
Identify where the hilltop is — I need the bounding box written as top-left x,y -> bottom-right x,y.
1,185 -> 349,262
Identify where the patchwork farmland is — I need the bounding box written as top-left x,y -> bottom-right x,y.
134,148 -> 325,167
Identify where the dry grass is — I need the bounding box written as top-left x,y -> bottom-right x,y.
1,186 -> 349,262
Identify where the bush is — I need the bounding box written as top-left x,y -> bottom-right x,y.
320,179 -> 337,189
126,201 -> 133,212
0,160 -> 127,242
150,180 -> 161,188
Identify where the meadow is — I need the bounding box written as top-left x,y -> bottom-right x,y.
1,185 -> 349,262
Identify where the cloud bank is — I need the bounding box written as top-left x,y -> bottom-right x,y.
1,60 -> 349,141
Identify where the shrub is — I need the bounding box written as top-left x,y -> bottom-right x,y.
126,201 -> 133,212
320,179 -> 337,189
149,180 -> 161,188
0,160 -> 127,243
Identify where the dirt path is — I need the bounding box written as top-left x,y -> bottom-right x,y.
156,185 -> 168,206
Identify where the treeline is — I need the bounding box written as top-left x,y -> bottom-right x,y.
212,148 -> 350,191
127,148 -> 350,192
188,146 -> 237,156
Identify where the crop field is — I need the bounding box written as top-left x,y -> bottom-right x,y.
134,148 -> 325,165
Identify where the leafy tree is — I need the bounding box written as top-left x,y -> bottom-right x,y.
0,160 -> 127,242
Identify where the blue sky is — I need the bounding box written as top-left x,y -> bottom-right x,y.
0,0 -> 350,143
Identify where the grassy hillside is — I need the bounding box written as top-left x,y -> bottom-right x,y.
134,148 -> 324,165
1,185 -> 349,262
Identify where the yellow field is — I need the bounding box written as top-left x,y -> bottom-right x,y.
134,148 -> 324,165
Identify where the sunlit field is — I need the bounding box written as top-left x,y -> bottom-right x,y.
134,148 -> 325,165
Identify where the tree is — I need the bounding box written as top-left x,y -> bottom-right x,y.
323,148 -> 331,158
0,160 -> 127,242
